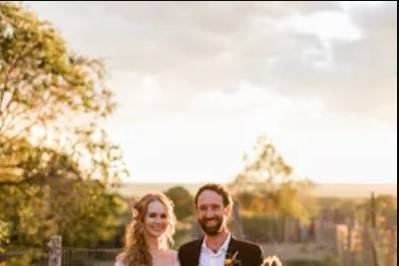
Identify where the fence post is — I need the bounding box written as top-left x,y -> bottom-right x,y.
48,235 -> 62,266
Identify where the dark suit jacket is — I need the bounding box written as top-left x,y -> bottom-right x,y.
178,236 -> 263,266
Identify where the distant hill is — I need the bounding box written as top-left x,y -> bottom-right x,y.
311,183 -> 396,198
114,182 -> 396,198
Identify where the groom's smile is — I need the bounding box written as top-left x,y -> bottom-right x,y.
198,216 -> 224,235
206,219 -> 217,225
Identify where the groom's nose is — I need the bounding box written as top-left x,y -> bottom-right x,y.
205,209 -> 216,218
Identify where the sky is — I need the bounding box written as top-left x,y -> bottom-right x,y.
25,1 -> 397,184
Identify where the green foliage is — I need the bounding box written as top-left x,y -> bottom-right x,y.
0,2 -> 130,249
230,137 -> 316,222
165,186 -> 194,220
164,186 -> 195,249
0,143 -> 129,248
0,220 -> 10,251
0,248 -> 47,266
0,2 -> 114,120
173,221 -> 193,250
241,213 -> 285,242
0,2 -> 128,185
370,195 -> 397,229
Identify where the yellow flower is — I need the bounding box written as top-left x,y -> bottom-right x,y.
224,251 -> 240,266
224,258 -> 233,266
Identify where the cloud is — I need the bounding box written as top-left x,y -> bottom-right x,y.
24,2 -> 397,183
25,2 -> 396,125
99,2 -> 394,126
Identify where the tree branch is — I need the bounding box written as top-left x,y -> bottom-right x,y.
0,43 -> 39,115
0,175 -> 36,187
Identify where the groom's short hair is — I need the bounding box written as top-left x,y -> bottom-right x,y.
194,183 -> 233,208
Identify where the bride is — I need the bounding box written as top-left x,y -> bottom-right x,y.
115,193 -> 179,266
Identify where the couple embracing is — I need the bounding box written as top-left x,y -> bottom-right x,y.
115,183 -> 280,266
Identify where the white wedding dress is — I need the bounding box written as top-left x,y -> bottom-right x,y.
115,250 -> 180,266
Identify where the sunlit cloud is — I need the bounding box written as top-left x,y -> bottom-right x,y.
25,1 -> 397,184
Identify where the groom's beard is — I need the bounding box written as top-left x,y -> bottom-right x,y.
198,216 -> 224,236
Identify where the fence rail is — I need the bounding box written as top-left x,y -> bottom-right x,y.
62,248 -> 120,266
0,241 -> 120,266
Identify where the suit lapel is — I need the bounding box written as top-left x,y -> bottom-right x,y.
192,238 -> 203,266
226,236 -> 240,260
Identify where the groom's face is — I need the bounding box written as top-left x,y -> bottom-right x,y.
196,190 -> 230,236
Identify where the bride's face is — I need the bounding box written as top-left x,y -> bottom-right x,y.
144,200 -> 169,239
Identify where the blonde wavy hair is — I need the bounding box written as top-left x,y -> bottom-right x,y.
117,193 -> 176,266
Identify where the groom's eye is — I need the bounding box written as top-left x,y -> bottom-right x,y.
211,204 -> 220,211
199,205 -> 207,211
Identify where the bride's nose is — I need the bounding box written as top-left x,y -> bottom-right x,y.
154,216 -> 163,224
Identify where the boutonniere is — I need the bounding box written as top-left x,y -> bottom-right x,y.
262,255 -> 282,266
225,251 -> 241,266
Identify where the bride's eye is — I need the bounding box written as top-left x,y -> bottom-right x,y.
160,214 -> 167,219
149,213 -> 157,218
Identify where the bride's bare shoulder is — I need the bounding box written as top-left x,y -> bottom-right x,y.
166,249 -> 178,258
167,250 -> 179,266
114,259 -> 125,266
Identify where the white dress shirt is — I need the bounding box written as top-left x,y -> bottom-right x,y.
199,233 -> 231,266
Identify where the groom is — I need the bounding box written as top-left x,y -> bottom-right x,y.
178,183 -> 264,266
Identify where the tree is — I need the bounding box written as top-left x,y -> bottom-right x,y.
0,2 -> 129,249
229,136 -> 315,221
165,186 -> 194,221
0,134 -> 129,248
0,2 -> 127,186
230,136 -> 293,193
